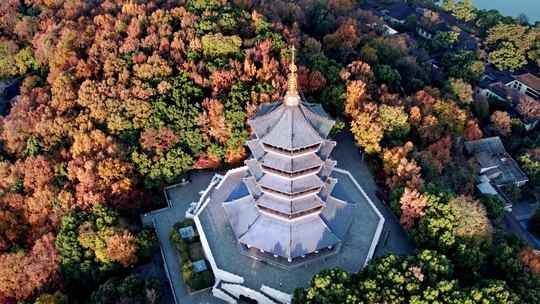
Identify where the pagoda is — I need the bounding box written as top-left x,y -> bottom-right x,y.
189,47 -> 384,304
222,48 -> 353,263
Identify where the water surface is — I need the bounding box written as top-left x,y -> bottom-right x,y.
473,0 -> 540,23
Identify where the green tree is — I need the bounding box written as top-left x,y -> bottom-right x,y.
475,9 -> 514,37
442,51 -> 485,83
519,153 -> 540,187
34,291 -> 67,304
486,23 -> 538,71
491,239 -> 540,303
374,64 -> 401,91
442,0 -> 477,22
411,194 -> 456,252
479,194 -> 505,222
432,31 -> 460,51
201,33 -> 242,58
0,41 -> 19,79
90,274 -> 161,304
293,269 -> 358,304
433,100 -> 467,135
466,280 -> 519,303
131,147 -> 194,188
379,105 -> 410,140
147,73 -> 205,154
489,41 -> 528,71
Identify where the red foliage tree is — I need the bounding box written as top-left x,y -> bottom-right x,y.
0,233 -> 59,302
521,248 -> 540,277
421,135 -> 452,174
323,18 -> 359,60
140,128 -> 178,153
198,98 -> 230,144
16,155 -> 54,192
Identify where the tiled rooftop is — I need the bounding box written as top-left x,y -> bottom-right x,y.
515,73 -> 540,91
465,137 -> 529,186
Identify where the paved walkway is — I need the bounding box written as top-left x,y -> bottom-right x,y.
142,171 -> 224,304
331,130 -> 414,256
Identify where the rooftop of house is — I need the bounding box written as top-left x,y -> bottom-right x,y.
383,3 -> 415,20
478,80 -> 507,96
514,73 -> 540,91
483,65 -> 515,84
465,137 -> 529,186
418,20 -> 451,33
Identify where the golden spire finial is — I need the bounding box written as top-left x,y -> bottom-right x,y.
287,46 -> 298,96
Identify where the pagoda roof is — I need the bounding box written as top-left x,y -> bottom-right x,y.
320,196 -> 355,239
261,152 -> 322,173
238,213 -> 340,259
221,180 -> 360,261
248,102 -> 335,150
256,193 -> 324,215
223,195 -> 260,238
258,173 -> 323,194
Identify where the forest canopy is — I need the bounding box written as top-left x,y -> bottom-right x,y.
0,0 -> 540,303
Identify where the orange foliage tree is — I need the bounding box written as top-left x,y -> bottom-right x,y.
399,187 -> 428,229
491,111 -> 512,136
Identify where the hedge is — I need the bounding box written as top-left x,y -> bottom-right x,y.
170,219 -> 214,291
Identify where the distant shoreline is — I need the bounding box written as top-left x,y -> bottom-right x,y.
474,0 -> 540,23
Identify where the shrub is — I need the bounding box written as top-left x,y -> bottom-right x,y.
479,194 -> 505,222
135,229 -> 159,262
170,219 -> 214,291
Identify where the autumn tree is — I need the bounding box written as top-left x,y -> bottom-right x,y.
322,18 -> 359,61
521,248 -> 540,277
105,231 -> 138,267
344,80 -> 367,116
0,233 -> 59,302
464,119 -> 483,141
491,111 -> 512,136
447,78 -> 473,104
449,196 -> 493,246
420,135 -> 452,174
350,104 -> 383,154
378,105 -> 410,140
383,143 -> 424,190
517,97 -> 540,122
399,187 -> 428,229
